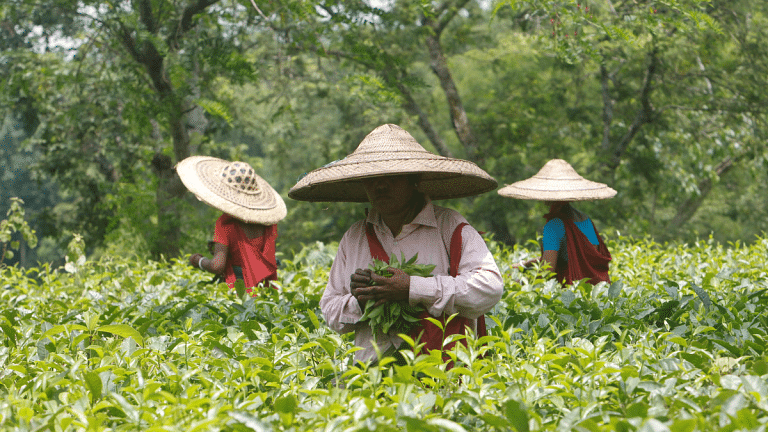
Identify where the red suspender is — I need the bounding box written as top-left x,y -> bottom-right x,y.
449,223 -> 468,277
365,223 -> 390,263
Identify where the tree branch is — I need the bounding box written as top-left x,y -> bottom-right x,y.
424,31 -> 479,162
603,48 -> 658,175
433,0 -> 472,35
117,21 -> 143,64
168,0 -> 220,50
600,64 -> 613,152
395,82 -> 454,158
666,156 -> 739,232
137,0 -> 157,34
308,44 -> 453,157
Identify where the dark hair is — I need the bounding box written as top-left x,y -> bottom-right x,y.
544,201 -> 573,221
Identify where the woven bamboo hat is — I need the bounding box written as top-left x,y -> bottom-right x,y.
498,159 -> 616,201
176,156 -> 287,224
288,124 -> 497,202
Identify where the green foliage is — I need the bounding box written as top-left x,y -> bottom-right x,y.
0,197 -> 37,266
1,237 -> 768,429
3,0 -> 768,265
495,0 -> 722,63
194,98 -> 233,125
360,253 -> 434,335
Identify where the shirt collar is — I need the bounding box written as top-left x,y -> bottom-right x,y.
366,195 -> 438,230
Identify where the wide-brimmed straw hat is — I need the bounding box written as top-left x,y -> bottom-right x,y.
176,156 -> 287,224
288,124 -> 497,202
498,159 -> 616,201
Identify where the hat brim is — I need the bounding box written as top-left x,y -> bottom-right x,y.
498,158 -> 617,201
498,179 -> 617,201
176,156 -> 287,224
289,158 -> 497,202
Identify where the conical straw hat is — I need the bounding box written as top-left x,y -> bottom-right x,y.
176,156 -> 287,224
289,124 -> 497,202
498,159 -> 616,201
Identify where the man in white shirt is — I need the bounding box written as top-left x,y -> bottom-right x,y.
289,124 -> 503,363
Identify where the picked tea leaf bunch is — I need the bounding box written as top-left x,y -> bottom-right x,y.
359,253 -> 435,334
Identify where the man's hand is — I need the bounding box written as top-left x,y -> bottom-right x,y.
350,267 -> 410,309
350,268 -> 372,309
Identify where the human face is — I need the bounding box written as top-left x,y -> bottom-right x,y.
362,175 -> 417,216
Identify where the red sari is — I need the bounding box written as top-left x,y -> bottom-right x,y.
213,214 -> 278,293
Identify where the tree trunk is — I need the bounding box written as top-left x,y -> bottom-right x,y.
599,49 -> 658,179
421,1 -> 505,240
394,81 -> 454,157
423,30 -> 480,162
115,0 -> 220,258
488,201 -> 516,245
153,153 -> 186,258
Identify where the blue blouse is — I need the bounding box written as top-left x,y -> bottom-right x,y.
543,217 -> 599,252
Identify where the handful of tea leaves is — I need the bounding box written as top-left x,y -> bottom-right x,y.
359,253 -> 435,335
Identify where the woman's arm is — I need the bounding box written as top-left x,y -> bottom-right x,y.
512,249 -> 558,271
541,249 -> 558,270
189,242 -> 228,274
513,256 -> 540,269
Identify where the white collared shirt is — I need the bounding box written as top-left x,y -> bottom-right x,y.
319,198 -> 503,362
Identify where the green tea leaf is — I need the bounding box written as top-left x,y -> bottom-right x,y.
504,400 -> 529,432
97,324 -> 144,347
307,309 -> 320,330
84,370 -> 102,403
234,279 -> 246,299
274,394 -> 298,414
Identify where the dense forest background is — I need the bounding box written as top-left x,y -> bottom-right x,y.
1,0 -> 767,267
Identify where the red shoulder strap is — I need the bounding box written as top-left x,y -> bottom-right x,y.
449,222 -> 468,277
365,223 -> 390,263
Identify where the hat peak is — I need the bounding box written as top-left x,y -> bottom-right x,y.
535,159 -> 584,180
353,123 -> 428,154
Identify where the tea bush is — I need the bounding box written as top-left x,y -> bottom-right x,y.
1,236 -> 767,431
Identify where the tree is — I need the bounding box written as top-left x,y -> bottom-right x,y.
493,0 -> 768,241
278,0 -> 520,241
1,0 -> 271,257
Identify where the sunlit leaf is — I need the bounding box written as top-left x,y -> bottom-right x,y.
97,324 -> 144,347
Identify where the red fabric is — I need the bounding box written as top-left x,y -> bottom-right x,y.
364,222 -> 486,357
214,214 -> 278,293
544,208 -> 611,285
558,217 -> 611,285
364,222 -> 389,262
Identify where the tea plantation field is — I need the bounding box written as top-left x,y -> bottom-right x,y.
1,237 -> 768,431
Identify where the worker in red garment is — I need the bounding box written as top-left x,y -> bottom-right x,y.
289,124 -> 503,364
177,156 -> 287,294
499,159 -> 616,285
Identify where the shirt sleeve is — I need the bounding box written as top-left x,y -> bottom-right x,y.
409,225 -> 503,320
319,228 -> 365,334
542,218 -> 565,251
